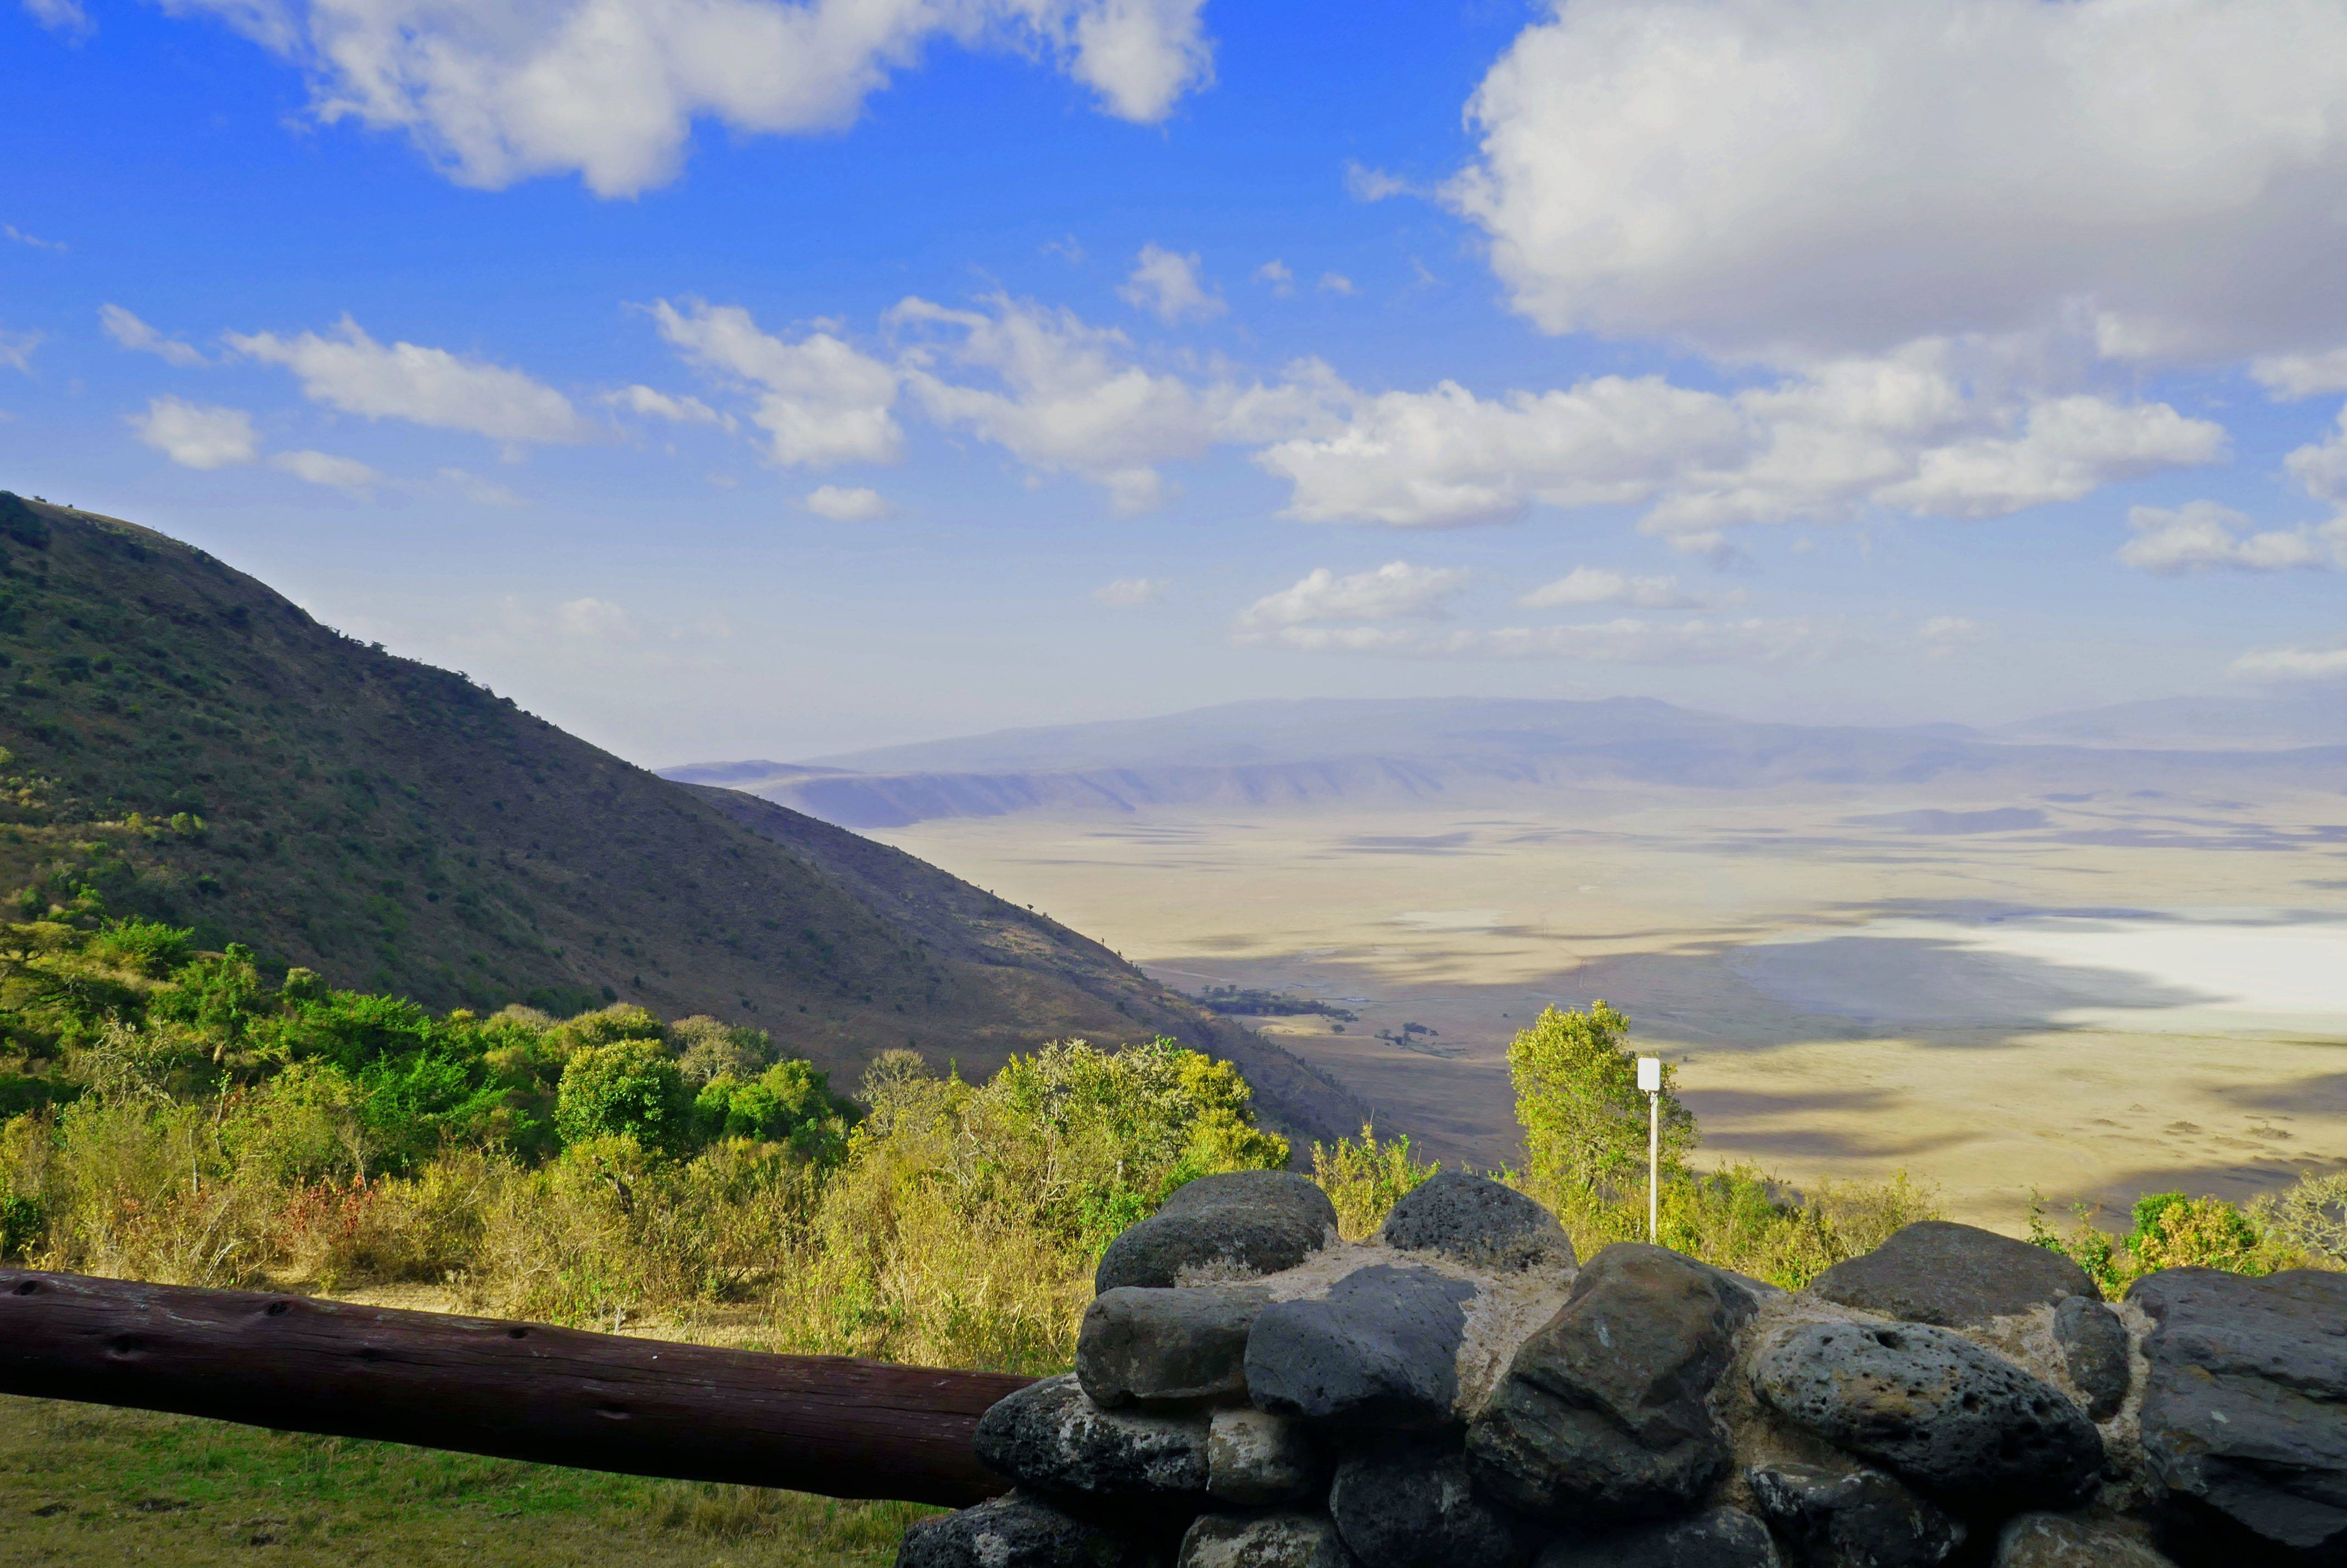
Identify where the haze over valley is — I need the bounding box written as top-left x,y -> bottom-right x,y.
669,699 -> 2347,1226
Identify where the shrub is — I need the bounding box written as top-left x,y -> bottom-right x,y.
556,1040 -> 693,1153
692,1060 -> 856,1163
1312,1124 -> 1439,1240
2249,1170 -> 2347,1266
671,1016 -> 773,1086
2031,1187 -> 2304,1291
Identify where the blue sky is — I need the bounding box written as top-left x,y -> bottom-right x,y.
6,0 -> 2347,763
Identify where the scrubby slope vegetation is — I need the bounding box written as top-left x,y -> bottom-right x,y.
0,493 -> 1356,1135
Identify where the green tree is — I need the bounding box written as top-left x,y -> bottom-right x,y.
692,1058 -> 857,1163
1510,1002 -> 1694,1203
556,1039 -> 692,1153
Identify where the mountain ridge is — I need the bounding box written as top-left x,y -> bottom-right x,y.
0,493 -> 1362,1140
662,697 -> 2347,830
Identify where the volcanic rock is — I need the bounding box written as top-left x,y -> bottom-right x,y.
1748,1320 -> 2102,1505
1376,1172 -> 1575,1273
1468,1243 -> 1756,1522
1098,1173 -> 1339,1293
1809,1222 -> 2098,1327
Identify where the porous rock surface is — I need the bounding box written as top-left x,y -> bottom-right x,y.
1245,1264 -> 1477,1427
1329,1443 -> 1524,1568
1992,1512 -> 2178,1567
1744,1460 -> 1965,1567
1468,1244 -> 1756,1522
1206,1407 -> 1321,1505
1179,1511 -> 1357,1568
2051,1295 -> 2132,1422
2128,1266 -> 2347,1562
1095,1171 -> 1338,1292
975,1373 -> 1208,1501
1749,1319 -> 2104,1505
1378,1171 -> 1575,1273
898,1490 -> 1155,1568
904,1172 -> 2346,1568
1535,1507 -> 1781,1568
1809,1221 -> 2100,1327
1082,1285 -> 1272,1407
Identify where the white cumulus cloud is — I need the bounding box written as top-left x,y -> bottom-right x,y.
1236,562 -> 1473,634
803,484 -> 892,521
2120,501 -> 2335,573
608,383 -> 735,431
1252,613 -> 1845,663
2251,346 -> 2347,400
227,316 -> 588,444
130,396 -> 258,469
891,292 -> 1337,510
271,448 -> 382,493
1449,0 -> 2347,364
100,304 -> 207,367
22,0 -> 88,33
1518,566 -> 1710,610
652,299 -> 898,467
161,0 -> 1212,198
0,329 -> 37,373
1119,244 -> 1224,325
2231,644 -> 2347,682
1258,344 -> 2225,538
1092,576 -> 1168,606
1256,260 -> 1295,296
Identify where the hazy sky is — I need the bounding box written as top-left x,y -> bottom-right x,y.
6,0 -> 2347,763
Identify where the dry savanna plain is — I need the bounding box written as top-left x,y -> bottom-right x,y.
881,784 -> 2347,1232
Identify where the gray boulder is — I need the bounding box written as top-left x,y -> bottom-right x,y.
1329,1443 -> 1527,1568
975,1374 -> 1209,1501
1097,1173 -> 1338,1293
1809,1221 -> 2098,1327
2129,1266 -> 2347,1562
2052,1296 -> 2131,1422
1992,1512 -> 2178,1568
1081,1286 -> 1272,1407
1536,1508 -> 1782,1568
1467,1243 -> 1757,1522
1179,1513 -> 1356,1568
1745,1461 -> 1965,1568
1207,1407 -> 1322,1506
1376,1171 -> 1575,1273
1245,1265 -> 1477,1427
1749,1320 -> 2102,1506
898,1490 -> 1157,1568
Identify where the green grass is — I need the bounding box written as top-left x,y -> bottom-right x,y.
0,1394 -> 936,1567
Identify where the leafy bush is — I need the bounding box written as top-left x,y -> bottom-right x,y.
2031,1187 -> 2307,1291
693,1060 -> 856,1163
1312,1124 -> 1439,1240
2250,1170 -> 2347,1266
556,1040 -> 694,1153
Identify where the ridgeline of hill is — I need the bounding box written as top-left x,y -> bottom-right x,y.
666,695 -> 2347,830
0,493 -> 1359,1139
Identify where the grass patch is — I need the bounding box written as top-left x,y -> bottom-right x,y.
0,1394 -> 935,1568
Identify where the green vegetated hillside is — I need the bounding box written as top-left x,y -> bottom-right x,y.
0,493 -> 1358,1137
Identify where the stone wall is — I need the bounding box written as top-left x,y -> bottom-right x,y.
898,1170 -> 2347,1568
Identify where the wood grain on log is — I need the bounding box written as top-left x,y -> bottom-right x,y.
0,1268 -> 1029,1506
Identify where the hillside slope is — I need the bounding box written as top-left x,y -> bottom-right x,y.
0,493 -> 1360,1138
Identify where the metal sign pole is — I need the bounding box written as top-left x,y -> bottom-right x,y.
1636,1056 -> 1662,1244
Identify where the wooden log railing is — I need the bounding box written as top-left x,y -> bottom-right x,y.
0,1268 -> 1031,1507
